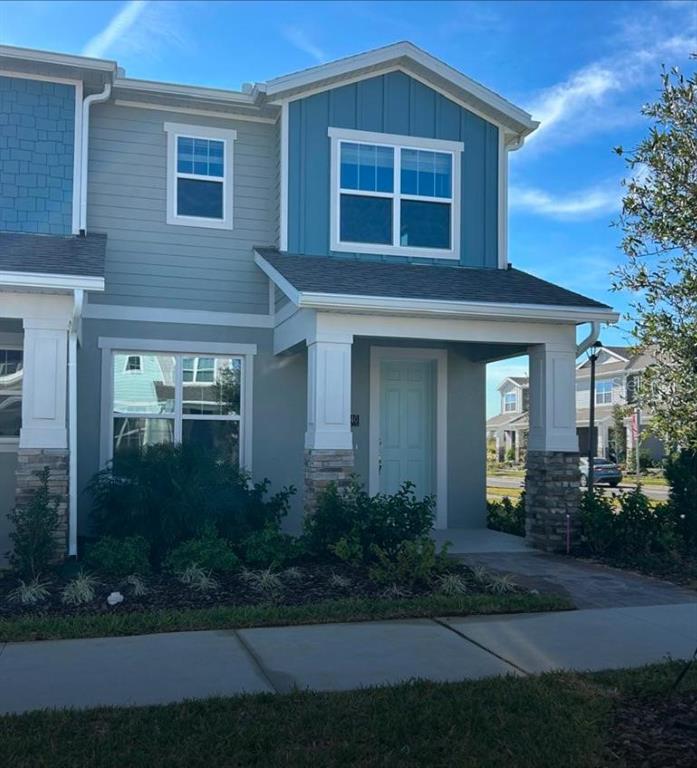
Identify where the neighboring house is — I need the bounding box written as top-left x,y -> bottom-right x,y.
0,42 -> 617,559
487,346 -> 664,463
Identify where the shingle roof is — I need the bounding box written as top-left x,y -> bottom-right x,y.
0,232 -> 106,277
508,376 -> 529,386
255,248 -> 610,309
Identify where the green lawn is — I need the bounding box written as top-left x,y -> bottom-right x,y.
1,661 -> 693,767
0,592 -> 571,643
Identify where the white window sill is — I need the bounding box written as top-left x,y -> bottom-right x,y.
332,241 -> 459,261
166,214 -> 233,231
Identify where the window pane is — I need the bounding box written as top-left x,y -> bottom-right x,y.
178,136 -> 224,178
0,349 -> 23,392
113,353 -> 175,414
401,149 -> 452,198
182,419 -> 239,465
113,417 -> 174,455
400,199 -> 451,249
177,137 -> 194,174
177,178 -> 223,219
340,142 -> 393,193
340,194 -> 392,245
0,394 -> 21,437
182,358 -> 241,416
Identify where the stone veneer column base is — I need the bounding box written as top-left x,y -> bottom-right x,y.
525,450 -> 581,552
304,449 -> 354,515
14,449 -> 69,559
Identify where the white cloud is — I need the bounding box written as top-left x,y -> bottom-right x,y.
82,0 -> 147,58
509,183 -> 621,219
282,25 -> 326,63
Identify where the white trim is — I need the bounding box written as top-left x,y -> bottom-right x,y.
115,77 -> 255,105
0,68 -> 83,87
0,271 -> 104,292
164,122 -> 236,230
113,99 -> 277,124
263,42 -> 537,135
497,376 -> 528,392
328,127 -> 462,260
80,83 -> 111,233
83,302 -> 274,328
279,101 -> 289,251
369,346 -> 448,529
0,438 -> 20,453
71,80 -> 83,235
253,252 -> 301,304
0,45 -> 116,72
97,337 -> 257,355
497,129 -> 508,269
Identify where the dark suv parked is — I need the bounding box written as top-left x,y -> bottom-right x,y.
580,457 -> 623,487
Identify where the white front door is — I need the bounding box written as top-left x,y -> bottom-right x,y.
379,359 -> 435,498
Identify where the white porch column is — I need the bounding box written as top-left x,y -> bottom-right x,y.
525,341 -> 581,552
16,316 -> 70,557
304,335 -> 354,514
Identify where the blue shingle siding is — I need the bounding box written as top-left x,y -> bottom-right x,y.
287,70 -> 499,268
0,76 -> 75,235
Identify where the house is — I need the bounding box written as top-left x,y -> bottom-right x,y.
0,42 -> 618,559
487,346 -> 664,464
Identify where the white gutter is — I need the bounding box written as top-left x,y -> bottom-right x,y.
576,321 -> 601,357
79,83 -> 111,233
68,289 -> 84,558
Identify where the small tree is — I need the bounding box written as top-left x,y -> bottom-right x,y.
611,405 -> 627,462
7,467 -> 60,579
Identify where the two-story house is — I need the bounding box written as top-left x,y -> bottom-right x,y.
487,346 -> 664,464
0,42 -> 617,558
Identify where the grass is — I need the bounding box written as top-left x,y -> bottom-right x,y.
0,592 -> 571,643
1,661 -> 694,767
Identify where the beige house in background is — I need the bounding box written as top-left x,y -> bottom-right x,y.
487,347 -> 665,464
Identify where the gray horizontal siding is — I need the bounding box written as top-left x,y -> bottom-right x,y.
87,104 -> 278,314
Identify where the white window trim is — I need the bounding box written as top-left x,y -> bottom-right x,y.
0,343 -> 23,449
99,338 -> 255,472
595,379 -> 613,405
329,127 -> 463,260
164,122 -> 236,230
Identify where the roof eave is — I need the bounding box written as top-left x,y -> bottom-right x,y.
0,271 -> 105,293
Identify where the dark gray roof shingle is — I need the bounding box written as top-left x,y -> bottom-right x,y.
255,248 -> 610,309
0,232 -> 106,278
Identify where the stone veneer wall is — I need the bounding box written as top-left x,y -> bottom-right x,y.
14,448 -> 69,557
304,449 -> 354,515
525,450 -> 580,552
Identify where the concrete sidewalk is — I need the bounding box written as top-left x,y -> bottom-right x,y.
1,602 -> 696,714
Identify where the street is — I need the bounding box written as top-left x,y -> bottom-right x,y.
488,474 -> 669,501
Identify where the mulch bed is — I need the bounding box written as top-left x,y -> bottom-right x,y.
608,690 -> 697,767
0,562 -> 486,619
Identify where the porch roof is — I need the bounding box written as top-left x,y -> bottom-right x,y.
0,232 -> 106,291
255,248 -> 611,312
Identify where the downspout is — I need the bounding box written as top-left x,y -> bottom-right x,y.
68,289 -> 84,558
79,84 -> 111,234
576,321 -> 601,358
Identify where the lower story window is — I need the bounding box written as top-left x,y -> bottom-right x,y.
0,347 -> 23,438
112,351 -> 242,464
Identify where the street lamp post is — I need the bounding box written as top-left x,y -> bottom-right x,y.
587,341 -> 603,491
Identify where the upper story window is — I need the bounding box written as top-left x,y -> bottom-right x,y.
329,128 -> 463,260
164,122 -> 236,230
596,379 -> 613,405
0,347 -> 23,440
503,392 -> 517,412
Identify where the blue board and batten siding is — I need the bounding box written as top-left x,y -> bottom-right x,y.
287,71 -> 499,267
0,75 -> 75,235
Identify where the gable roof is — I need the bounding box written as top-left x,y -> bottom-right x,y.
261,42 -> 538,138
255,248 -> 617,323
496,376 -> 529,392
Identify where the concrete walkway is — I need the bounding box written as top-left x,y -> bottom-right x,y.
1,602 -> 696,714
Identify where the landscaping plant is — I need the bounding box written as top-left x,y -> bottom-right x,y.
164,527 -> 239,574
368,538 -> 451,589
7,467 -> 60,580
61,571 -> 99,607
664,450 -> 697,553
487,493 -> 526,537
7,578 -> 51,606
241,523 -> 303,568
85,535 -> 151,578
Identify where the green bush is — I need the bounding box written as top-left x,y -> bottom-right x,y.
85,535 -> 151,578
304,479 -> 435,563
368,538 -> 452,589
664,449 -> 697,552
580,489 -> 616,557
487,493 -> 526,537
88,443 -> 294,565
241,524 -> 303,568
165,529 -> 239,574
7,467 -> 60,579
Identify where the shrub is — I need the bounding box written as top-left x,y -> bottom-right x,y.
85,535 -> 151,578
165,529 -> 239,574
664,449 -> 697,552
7,467 -> 60,579
241,524 -> 303,568
7,577 -> 51,605
368,538 -> 451,589
177,564 -> 219,593
580,489 -> 616,557
88,443 -> 294,565
61,570 -> 99,606
487,493 -> 526,537
304,479 -> 435,563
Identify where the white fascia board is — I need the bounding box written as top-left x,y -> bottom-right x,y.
262,41 -> 537,135
0,271 -> 104,292
253,252 -> 301,305
498,376 -> 528,392
0,44 -> 116,72
115,77 -> 255,105
297,291 -> 619,324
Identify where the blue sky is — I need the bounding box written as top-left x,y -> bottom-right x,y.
1,0 -> 695,416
